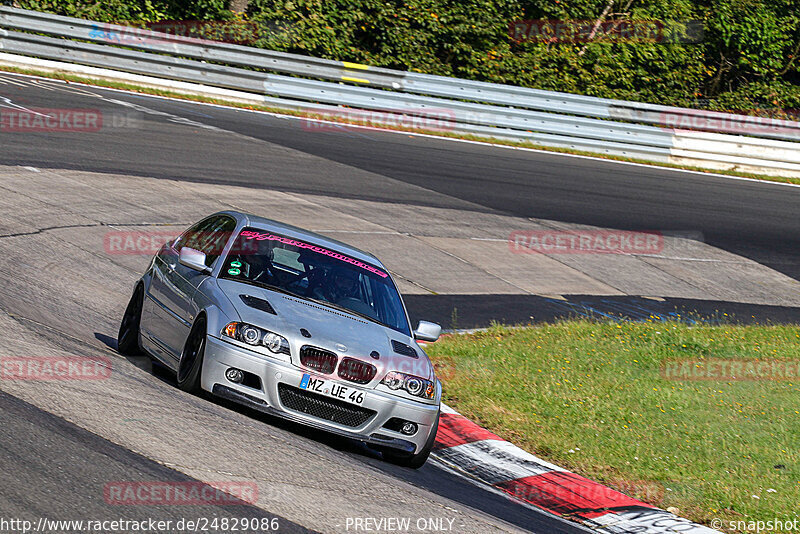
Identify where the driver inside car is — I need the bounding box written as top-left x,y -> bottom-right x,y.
313,267 -> 360,304
247,241 -> 276,284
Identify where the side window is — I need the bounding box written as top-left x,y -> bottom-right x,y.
175,219 -> 210,252
177,216 -> 237,267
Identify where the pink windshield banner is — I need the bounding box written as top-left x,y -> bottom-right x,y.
239,230 -> 389,279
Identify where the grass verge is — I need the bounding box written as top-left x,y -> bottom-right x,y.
426,321 -> 800,528
1,64 -> 799,187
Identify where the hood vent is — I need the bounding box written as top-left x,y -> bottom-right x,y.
240,295 -> 276,315
391,340 -> 418,359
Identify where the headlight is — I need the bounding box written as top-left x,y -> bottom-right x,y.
241,325 -> 261,345
381,371 -> 435,400
263,332 -> 284,353
382,371 -> 404,390
405,377 -> 423,396
222,322 -> 290,355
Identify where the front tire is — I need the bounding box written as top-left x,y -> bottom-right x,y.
382,411 -> 440,469
117,285 -> 144,356
177,317 -> 206,394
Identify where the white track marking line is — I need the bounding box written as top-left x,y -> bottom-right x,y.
435,440 -> 566,485
0,70 -> 797,190
428,455 -> 595,532
0,96 -> 47,115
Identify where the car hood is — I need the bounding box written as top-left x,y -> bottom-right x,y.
216,279 -> 433,382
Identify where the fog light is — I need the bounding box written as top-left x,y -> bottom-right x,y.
225,368 -> 244,383
401,422 -> 418,435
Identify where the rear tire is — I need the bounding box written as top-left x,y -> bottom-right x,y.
382,411 -> 440,469
177,317 -> 206,394
117,285 -> 144,356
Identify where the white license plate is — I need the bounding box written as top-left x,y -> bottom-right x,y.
299,373 -> 366,406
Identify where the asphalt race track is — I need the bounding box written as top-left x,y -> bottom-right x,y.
0,71 -> 798,532
3,77 -> 800,280
2,74 -> 799,327
0,390 -> 309,533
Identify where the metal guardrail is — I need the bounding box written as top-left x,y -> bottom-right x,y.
0,21 -> 676,153
402,73 -> 800,142
0,7 -> 406,89
1,6 -> 800,177
0,33 -> 674,162
3,6 -> 799,143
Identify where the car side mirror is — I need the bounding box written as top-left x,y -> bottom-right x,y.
414,321 -> 442,342
179,247 -> 211,274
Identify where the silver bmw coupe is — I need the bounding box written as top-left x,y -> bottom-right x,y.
118,211 -> 443,468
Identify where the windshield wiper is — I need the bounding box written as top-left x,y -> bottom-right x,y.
305,296 -> 382,325
256,283 -> 380,325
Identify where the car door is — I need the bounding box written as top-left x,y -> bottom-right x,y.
146,215 -> 236,361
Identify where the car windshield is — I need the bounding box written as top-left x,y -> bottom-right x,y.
219,227 -> 411,336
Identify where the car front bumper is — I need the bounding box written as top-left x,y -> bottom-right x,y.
201,335 -> 440,454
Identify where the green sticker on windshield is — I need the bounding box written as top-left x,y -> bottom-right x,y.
227,267 -> 241,276
230,260 -> 242,268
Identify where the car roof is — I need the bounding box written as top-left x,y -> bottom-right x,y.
217,210 -> 385,268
